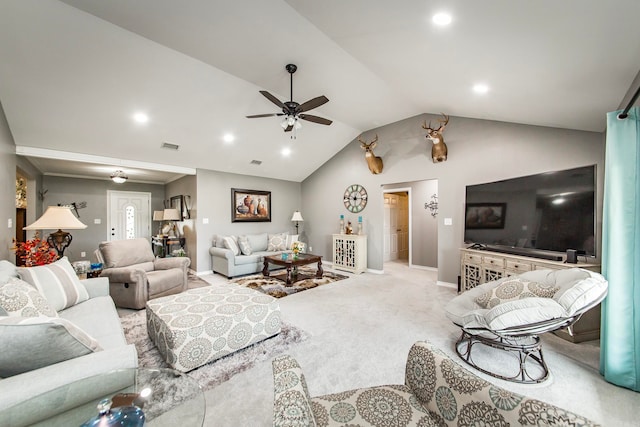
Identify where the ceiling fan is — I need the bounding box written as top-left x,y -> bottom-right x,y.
246,63 -> 332,132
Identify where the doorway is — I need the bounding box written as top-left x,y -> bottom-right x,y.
383,189 -> 410,265
107,191 -> 152,241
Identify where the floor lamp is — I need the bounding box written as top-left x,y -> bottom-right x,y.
291,211 -> 304,234
24,206 -> 88,258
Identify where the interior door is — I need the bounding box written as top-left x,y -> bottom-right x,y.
107,191 -> 151,241
385,194 -> 399,261
397,193 -> 409,260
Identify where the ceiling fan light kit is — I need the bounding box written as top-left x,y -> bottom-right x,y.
247,63 -> 332,135
110,170 -> 128,184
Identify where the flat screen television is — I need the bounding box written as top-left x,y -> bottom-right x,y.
464,165 -> 596,260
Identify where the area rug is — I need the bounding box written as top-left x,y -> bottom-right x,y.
230,266 -> 348,298
121,311 -> 308,392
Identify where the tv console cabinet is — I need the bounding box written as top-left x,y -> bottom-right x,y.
459,248 -> 601,343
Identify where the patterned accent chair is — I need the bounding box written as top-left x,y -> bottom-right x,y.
272,341 -> 598,426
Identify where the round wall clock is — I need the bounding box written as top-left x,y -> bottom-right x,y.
343,184 -> 368,213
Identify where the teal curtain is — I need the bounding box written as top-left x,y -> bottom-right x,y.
600,106 -> 640,391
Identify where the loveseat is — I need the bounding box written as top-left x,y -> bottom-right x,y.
209,232 -> 299,278
0,258 -> 138,426
273,341 -> 598,426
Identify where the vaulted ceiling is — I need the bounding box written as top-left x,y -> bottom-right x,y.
1,1 -> 639,183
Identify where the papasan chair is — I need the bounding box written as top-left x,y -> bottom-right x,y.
445,268 -> 608,383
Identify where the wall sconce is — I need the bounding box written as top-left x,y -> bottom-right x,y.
424,194 -> 438,217
24,206 -> 88,257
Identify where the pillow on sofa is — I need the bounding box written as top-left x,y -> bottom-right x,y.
268,233 -> 287,251
475,277 -> 559,309
0,316 -> 103,377
0,278 -> 58,317
18,257 -> 90,312
223,236 -> 241,256
286,234 -> 299,250
247,233 -> 268,252
237,235 -> 253,255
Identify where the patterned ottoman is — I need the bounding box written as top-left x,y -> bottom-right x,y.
146,283 -> 281,372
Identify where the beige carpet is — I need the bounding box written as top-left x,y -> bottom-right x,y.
120,310 -> 308,392
230,266 -> 348,298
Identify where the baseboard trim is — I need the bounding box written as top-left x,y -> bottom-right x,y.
366,268 -> 384,275
436,281 -> 457,289
195,270 -> 213,276
409,264 -> 438,272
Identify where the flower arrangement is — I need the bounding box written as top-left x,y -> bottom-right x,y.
12,232 -> 58,266
291,241 -> 303,258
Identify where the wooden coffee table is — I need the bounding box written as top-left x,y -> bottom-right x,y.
263,253 -> 323,286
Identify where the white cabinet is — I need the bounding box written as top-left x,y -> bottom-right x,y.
460,248 -> 600,292
333,234 -> 367,274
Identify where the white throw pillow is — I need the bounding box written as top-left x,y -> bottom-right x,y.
18,257 -> 89,312
223,236 -> 241,256
475,277 -> 559,309
0,278 -> 58,317
268,233 -> 287,251
237,235 -> 253,255
0,316 -> 103,377
286,234 -> 299,250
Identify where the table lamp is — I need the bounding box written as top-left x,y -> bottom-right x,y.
24,206 -> 88,258
163,208 -> 180,237
153,210 -> 164,236
291,211 -> 304,234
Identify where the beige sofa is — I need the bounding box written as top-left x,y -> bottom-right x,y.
209,232 -> 298,278
97,237 -> 190,309
272,341 -> 598,426
0,258 -> 138,426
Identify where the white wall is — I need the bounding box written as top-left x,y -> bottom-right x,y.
195,169 -> 301,273
302,113 -> 605,283
0,102 -> 16,260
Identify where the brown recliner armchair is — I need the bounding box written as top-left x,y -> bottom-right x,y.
97,238 -> 190,309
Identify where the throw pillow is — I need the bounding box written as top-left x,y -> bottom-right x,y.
286,234 -> 299,250
18,256 -> 90,312
0,316 -> 103,377
267,233 -> 287,251
237,235 -> 253,255
475,277 -> 559,309
223,236 -> 241,256
0,277 -> 58,317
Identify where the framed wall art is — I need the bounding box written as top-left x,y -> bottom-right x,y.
231,188 -> 271,222
170,195 -> 184,220
464,203 -> 506,229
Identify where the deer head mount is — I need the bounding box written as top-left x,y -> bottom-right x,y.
422,113 -> 450,163
358,134 -> 383,174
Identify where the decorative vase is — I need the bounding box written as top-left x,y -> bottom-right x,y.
339,215 -> 345,234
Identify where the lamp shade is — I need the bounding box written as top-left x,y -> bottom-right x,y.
153,210 -> 164,221
291,211 -> 304,222
163,208 -> 180,221
24,206 -> 88,230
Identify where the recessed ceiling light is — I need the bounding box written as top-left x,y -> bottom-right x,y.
223,133 -> 235,143
281,147 -> 291,157
432,12 -> 452,26
472,83 -> 489,94
133,112 -> 149,123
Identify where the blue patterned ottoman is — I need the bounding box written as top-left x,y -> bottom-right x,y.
146,283 -> 281,372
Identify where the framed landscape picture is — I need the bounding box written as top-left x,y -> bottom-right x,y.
231,188 -> 271,222
465,203 -> 506,229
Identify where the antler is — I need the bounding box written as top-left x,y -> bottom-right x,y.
422,113 -> 449,132
359,134 -> 378,146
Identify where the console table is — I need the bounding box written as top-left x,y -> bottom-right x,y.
459,247 -> 601,342
333,234 -> 367,274
152,236 -> 186,258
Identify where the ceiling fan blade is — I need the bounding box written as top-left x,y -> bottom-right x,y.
298,95 -> 329,112
259,91 -> 285,109
298,114 -> 332,126
246,113 -> 281,118
283,125 -> 293,132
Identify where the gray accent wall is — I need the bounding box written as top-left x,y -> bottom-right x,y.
41,176 -> 165,262
302,113 -> 605,284
195,169 -> 301,274
0,102 -> 16,260
166,175 -> 197,269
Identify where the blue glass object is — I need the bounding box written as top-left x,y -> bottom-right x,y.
81,398 -> 145,427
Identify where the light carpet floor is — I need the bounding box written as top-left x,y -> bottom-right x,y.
197,262 -> 639,427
